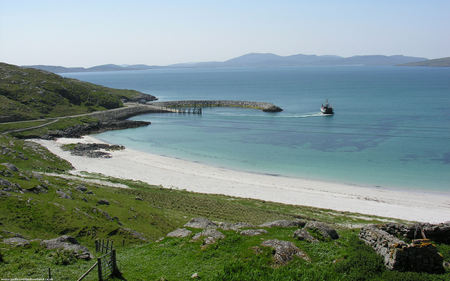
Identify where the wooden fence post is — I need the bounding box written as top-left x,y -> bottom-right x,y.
111,249 -> 118,275
97,258 -> 103,281
48,267 -> 51,280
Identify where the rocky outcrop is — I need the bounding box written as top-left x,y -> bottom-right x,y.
38,120 -> 150,140
260,219 -> 306,228
107,227 -> 147,241
0,178 -> 23,193
27,184 -> 48,194
261,239 -> 310,265
41,235 -> 92,260
3,237 -> 30,247
1,163 -> 19,172
293,229 -> 319,243
184,217 -> 217,229
304,221 -> 339,240
379,222 -> 450,244
97,199 -> 110,205
149,100 -> 283,113
63,143 -> 125,158
192,229 -> 225,245
359,225 -> 444,273
240,229 -> 268,236
167,228 -> 192,238
56,190 -> 72,199
218,222 -> 254,231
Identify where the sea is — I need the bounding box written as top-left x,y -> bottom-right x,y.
63,66 -> 450,193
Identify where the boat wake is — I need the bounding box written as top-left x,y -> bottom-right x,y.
209,112 -> 331,118
276,112 -> 329,118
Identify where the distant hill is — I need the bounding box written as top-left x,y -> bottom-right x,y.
399,57 -> 450,67
169,53 -> 427,68
24,53 -> 427,74
0,63 -> 156,122
25,64 -> 157,73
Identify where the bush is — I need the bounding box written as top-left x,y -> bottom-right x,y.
51,249 -> 77,265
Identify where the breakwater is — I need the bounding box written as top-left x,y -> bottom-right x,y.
148,100 -> 283,112
85,104 -> 169,122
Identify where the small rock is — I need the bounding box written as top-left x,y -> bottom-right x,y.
240,229 -> 268,236
218,222 -> 254,231
1,163 -> 19,172
135,197 -> 143,201
32,172 -> 42,180
107,227 -> 147,241
260,219 -> 307,228
304,221 -> 339,240
56,190 -> 72,199
192,229 -> 225,244
27,185 -> 48,194
86,191 -> 94,195
191,272 -> 199,279
184,217 -> 217,229
97,199 -> 110,205
3,237 -> 30,247
261,239 -> 310,265
92,208 -> 112,220
293,229 -> 319,243
0,178 -> 14,188
75,185 -> 87,192
167,228 -> 192,238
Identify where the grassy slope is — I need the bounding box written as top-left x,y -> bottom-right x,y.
0,135 -> 448,280
0,62 -> 153,122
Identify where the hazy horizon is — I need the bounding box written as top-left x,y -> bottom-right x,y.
1,0 -> 449,67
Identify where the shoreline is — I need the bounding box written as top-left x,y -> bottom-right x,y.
33,135 -> 450,223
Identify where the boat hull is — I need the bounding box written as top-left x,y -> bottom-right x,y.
320,107 -> 334,114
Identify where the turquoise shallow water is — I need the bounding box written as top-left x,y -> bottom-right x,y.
63,66 -> 450,193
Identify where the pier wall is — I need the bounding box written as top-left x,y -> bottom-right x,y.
87,105 -> 168,122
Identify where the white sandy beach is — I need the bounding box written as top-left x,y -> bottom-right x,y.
34,136 -> 450,223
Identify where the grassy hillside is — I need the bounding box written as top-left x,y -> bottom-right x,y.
1,135 -> 449,280
399,57 -> 450,67
0,62 -> 156,122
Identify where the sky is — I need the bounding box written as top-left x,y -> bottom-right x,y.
1,0 -> 449,67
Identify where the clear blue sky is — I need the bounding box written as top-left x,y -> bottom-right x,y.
1,0 -> 449,66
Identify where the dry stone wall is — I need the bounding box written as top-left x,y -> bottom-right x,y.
359,225 -> 444,273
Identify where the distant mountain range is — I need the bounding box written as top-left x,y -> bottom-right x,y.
399,57 -> 450,67
24,53 -> 433,73
23,64 -> 159,73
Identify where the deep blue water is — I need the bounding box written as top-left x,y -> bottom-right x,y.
63,66 -> 450,192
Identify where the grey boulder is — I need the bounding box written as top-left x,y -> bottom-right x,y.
240,229 -> 268,236
304,221 -> 339,240
167,228 -> 192,238
41,235 -> 92,260
293,229 -> 319,243
260,219 -> 307,228
184,217 -> 217,229
261,239 -> 310,264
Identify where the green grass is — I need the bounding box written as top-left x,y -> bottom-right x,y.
9,116 -> 100,138
0,62 -> 153,122
0,120 -> 51,133
0,135 -> 448,280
